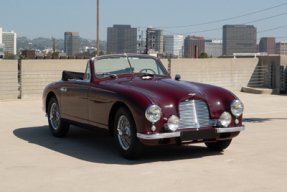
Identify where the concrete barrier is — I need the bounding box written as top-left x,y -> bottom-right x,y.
21,60 -> 88,99
0,60 -> 18,100
170,58 -> 259,92
160,59 -> 169,72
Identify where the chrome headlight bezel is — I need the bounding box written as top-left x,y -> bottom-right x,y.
167,115 -> 180,132
231,100 -> 244,117
145,105 -> 162,123
219,112 -> 232,127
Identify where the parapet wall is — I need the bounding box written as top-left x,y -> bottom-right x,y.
170,58 -> 259,92
21,60 -> 88,99
0,60 -> 18,100
0,56 -> 286,100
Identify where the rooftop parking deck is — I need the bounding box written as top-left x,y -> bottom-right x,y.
0,92 -> 287,192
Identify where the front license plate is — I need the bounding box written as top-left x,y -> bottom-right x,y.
180,129 -> 217,142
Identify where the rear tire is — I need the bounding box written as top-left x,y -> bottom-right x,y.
114,106 -> 142,159
205,139 -> 232,151
47,96 -> 70,137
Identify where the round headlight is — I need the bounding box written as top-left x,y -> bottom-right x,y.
145,105 -> 162,123
220,112 -> 232,127
167,115 -> 180,131
231,100 -> 244,117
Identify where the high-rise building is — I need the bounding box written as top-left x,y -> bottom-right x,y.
184,35 -> 205,58
0,27 -> 2,44
275,42 -> 287,55
223,25 -> 256,55
259,37 -> 275,54
64,32 -> 80,56
164,35 -> 183,57
107,25 -> 137,54
0,44 -> 4,59
147,27 -> 163,53
205,39 -> 222,58
2,30 -> 16,55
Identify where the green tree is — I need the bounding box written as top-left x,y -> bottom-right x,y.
199,52 -> 209,58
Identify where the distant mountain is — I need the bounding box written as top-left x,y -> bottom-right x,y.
17,36 -> 107,52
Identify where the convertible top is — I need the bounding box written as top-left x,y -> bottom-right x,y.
62,71 -> 84,81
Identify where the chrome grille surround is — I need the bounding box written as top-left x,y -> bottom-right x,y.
178,100 -> 217,129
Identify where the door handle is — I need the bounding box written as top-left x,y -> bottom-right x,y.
60,87 -> 67,92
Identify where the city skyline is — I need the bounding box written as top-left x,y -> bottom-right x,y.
1,0 -> 287,43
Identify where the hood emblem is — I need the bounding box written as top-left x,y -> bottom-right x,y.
189,93 -> 196,96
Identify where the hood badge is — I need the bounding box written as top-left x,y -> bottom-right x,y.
188,93 -> 196,96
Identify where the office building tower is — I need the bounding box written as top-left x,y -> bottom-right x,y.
64,32 -> 80,56
223,25 -> 256,55
205,39 -> 222,58
164,35 -> 183,57
0,44 -> 4,59
0,27 -> 2,44
147,27 -> 163,53
184,36 -> 205,58
107,25 -> 137,54
259,37 -> 275,54
275,42 -> 287,55
2,30 -> 17,55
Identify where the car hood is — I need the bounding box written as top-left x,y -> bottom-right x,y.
102,76 -> 237,118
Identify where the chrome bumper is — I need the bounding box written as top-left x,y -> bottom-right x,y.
137,126 -> 245,140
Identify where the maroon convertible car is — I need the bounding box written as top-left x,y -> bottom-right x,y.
42,54 -> 244,159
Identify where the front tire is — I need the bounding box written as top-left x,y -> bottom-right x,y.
47,96 -> 70,137
114,106 -> 142,159
205,139 -> 232,151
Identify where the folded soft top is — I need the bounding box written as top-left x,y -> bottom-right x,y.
62,71 -> 84,81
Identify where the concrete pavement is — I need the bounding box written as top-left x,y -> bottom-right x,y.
0,92 -> 287,192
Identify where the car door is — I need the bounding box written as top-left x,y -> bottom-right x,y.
60,62 -> 91,123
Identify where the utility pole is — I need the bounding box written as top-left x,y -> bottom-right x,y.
97,0 -> 99,56
53,39 -> 56,57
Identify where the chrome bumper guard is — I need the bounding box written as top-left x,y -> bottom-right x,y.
137,126 -> 245,140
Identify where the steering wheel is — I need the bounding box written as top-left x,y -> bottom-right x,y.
139,68 -> 156,74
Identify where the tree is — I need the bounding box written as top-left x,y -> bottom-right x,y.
99,50 -> 104,56
199,52 -> 209,58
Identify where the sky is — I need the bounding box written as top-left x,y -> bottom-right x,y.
1,0 -> 287,43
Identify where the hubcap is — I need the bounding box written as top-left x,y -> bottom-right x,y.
50,103 -> 60,130
117,115 -> 131,150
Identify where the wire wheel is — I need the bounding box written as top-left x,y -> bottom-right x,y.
117,115 -> 132,150
49,103 -> 60,130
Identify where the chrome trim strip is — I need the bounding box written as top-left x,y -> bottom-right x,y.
137,132 -> 180,140
137,125 -> 245,140
216,126 -> 245,133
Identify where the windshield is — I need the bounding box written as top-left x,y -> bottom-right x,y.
94,56 -> 167,79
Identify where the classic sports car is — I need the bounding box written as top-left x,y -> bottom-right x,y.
42,54 -> 245,159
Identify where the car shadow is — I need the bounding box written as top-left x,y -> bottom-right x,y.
243,118 -> 287,123
13,126 -> 223,165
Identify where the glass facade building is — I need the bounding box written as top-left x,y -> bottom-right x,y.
205,39 -> 222,58
2,30 -> 16,55
107,25 -> 137,54
259,37 -> 275,54
64,32 -> 80,56
223,25 -> 256,55
164,35 -> 183,57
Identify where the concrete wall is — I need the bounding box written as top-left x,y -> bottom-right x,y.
170,58 -> 259,92
21,60 -> 88,99
0,60 -> 18,100
160,59 -> 169,72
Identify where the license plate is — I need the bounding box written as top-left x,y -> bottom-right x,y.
180,129 -> 217,142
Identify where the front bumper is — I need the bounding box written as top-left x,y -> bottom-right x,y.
137,125 -> 245,140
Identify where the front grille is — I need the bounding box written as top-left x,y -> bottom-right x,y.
178,100 -> 217,129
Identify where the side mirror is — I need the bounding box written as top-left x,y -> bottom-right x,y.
175,74 -> 181,81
